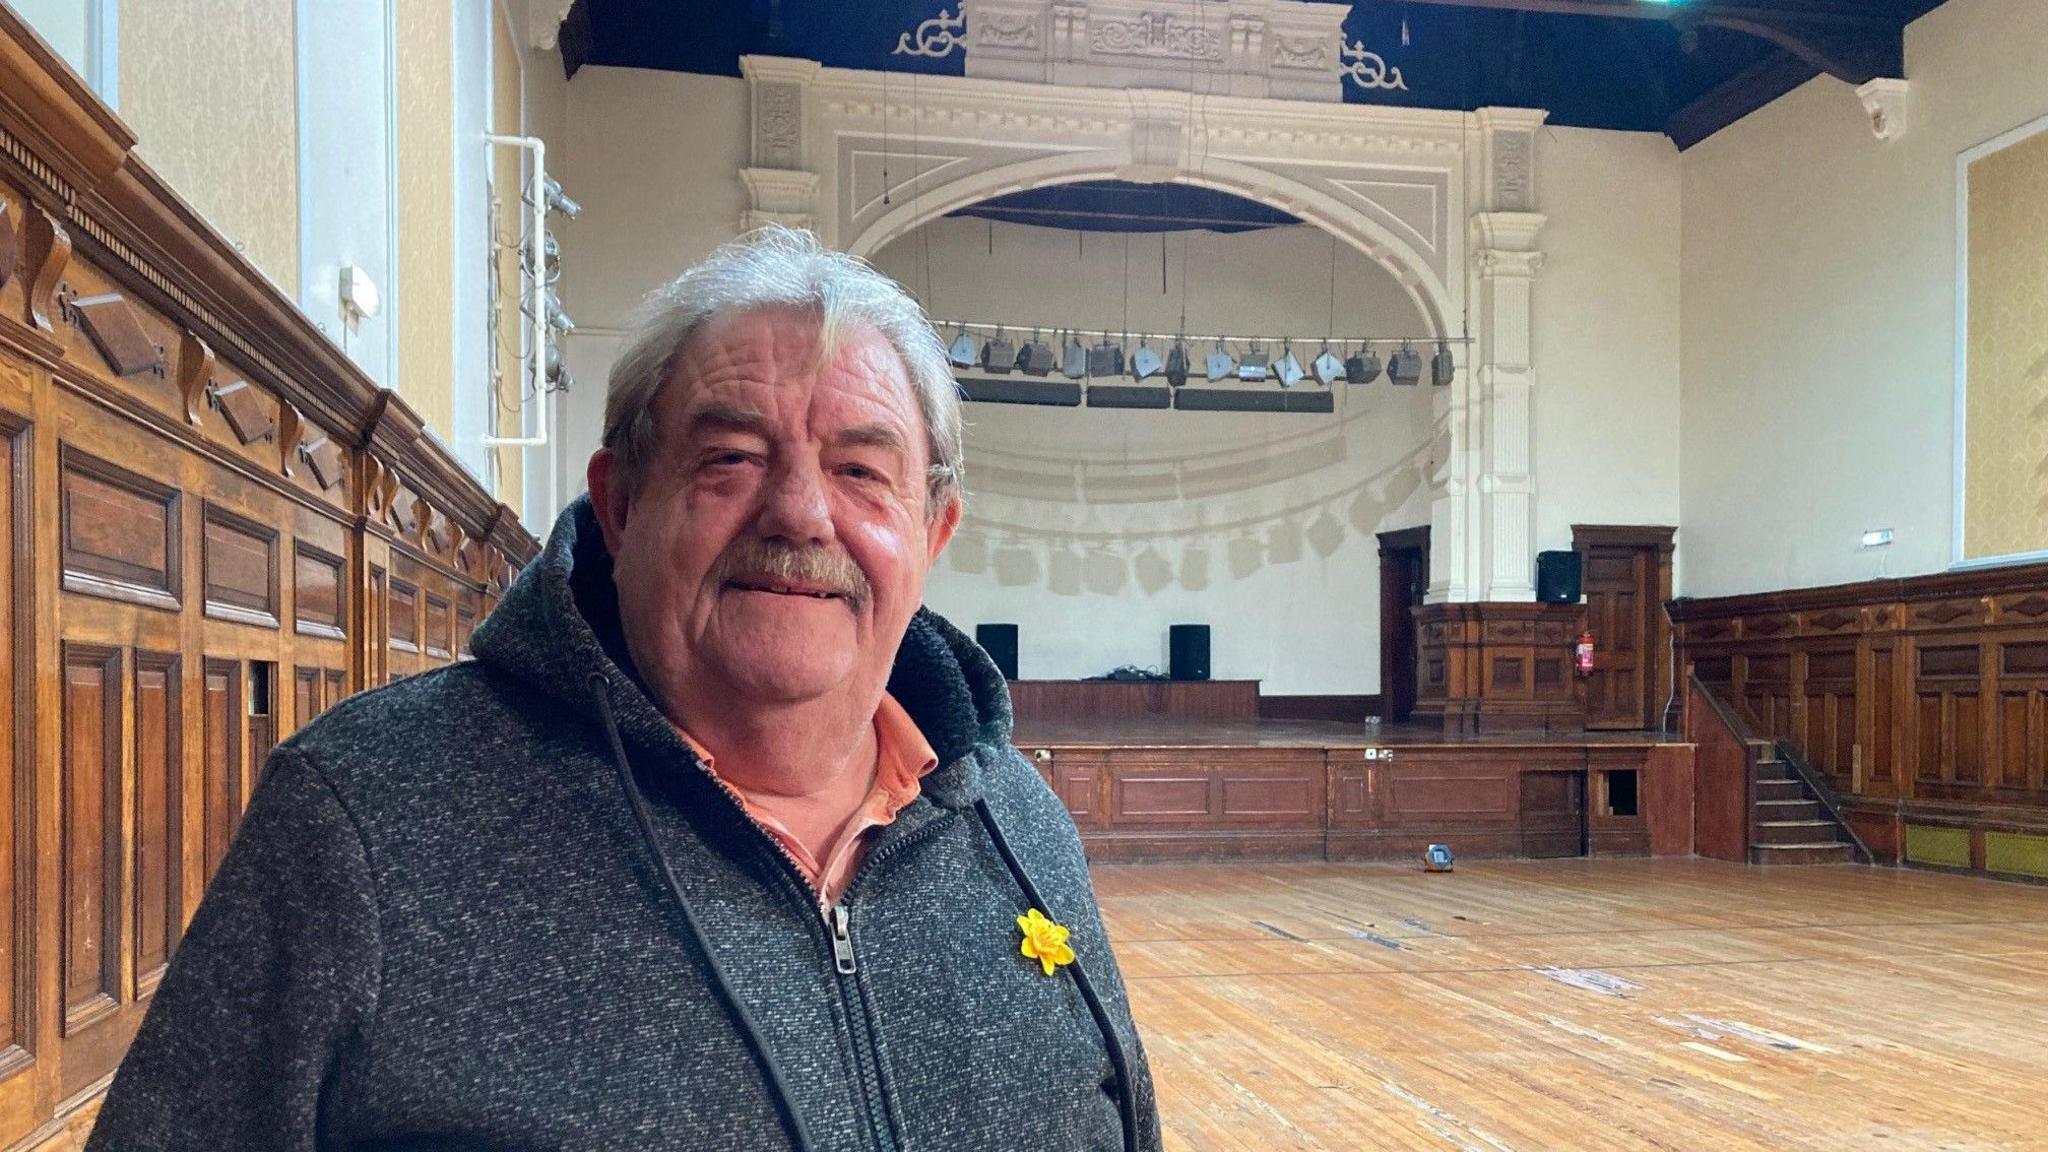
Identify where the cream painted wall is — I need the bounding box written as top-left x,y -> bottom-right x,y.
1532,126 -> 1683,564
876,217 -> 1434,694
550,66 -> 751,504
1680,0 -> 2048,595
558,67 -> 751,329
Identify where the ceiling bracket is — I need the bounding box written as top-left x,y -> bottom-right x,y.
1856,77 -> 1909,142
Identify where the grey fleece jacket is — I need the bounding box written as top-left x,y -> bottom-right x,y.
86,496 -> 1160,1151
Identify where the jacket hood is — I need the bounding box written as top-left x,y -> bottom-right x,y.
467,496 -> 1011,808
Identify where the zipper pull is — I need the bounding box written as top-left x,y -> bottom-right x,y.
831,904 -> 857,975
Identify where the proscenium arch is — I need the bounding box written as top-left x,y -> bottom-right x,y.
841,151 -> 1455,342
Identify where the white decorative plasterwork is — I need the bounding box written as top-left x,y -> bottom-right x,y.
529,0 -> 576,50
895,7 -> 968,57
740,169 -> 821,231
978,10 -> 1040,49
756,83 -> 803,169
1856,77 -> 1909,142
1092,12 -> 1223,60
963,0 -> 1348,102
1341,40 -> 1407,91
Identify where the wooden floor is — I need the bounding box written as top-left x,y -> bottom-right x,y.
1094,859 -> 2048,1151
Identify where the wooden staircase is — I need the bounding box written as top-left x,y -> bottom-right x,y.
1750,752 -> 1856,864
1689,674 -> 1864,866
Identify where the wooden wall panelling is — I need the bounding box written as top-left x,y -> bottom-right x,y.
1412,603 -> 1587,735
1672,563 -> 2048,880
0,16 -> 542,1138
1586,746 -> 1651,856
1684,677 -> 1755,863
1006,680 -> 1261,725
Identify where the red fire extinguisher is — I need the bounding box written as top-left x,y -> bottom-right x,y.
1575,630 -> 1596,675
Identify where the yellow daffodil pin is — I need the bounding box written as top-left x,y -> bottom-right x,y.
1016,908 -> 1076,976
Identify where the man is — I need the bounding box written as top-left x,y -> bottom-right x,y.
87,227 -> 1160,1151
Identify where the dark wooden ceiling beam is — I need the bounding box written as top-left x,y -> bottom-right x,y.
1391,0 -> 1907,83
1663,50 -> 1818,150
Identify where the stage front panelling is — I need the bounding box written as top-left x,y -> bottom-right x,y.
1030,740 -> 1692,862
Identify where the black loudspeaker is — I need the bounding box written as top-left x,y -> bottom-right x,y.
1536,551 -> 1583,604
1169,624 -> 1211,682
976,623 -> 1019,680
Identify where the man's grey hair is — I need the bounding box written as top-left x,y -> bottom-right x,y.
601,225 -> 964,513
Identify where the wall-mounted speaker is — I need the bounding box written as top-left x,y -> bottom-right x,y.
1169,624 -> 1210,681
976,623 -> 1019,680
1536,551 -> 1582,604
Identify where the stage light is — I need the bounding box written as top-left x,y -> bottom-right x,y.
948,328 -> 979,368
542,175 -> 581,218
1275,341 -> 1305,387
1237,342 -> 1270,382
1345,343 -> 1381,384
545,291 -> 574,335
1431,341 -> 1455,387
1312,343 -> 1344,386
1388,341 -> 1423,386
1164,339 -> 1190,387
1205,338 -> 1234,381
1017,332 -> 1056,376
981,328 -> 1018,373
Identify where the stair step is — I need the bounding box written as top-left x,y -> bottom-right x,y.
1755,761 -> 1795,781
1750,842 -> 1856,866
1755,779 -> 1806,801
1754,819 -> 1843,845
1754,798 -> 1821,821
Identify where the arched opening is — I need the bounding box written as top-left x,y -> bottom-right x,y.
871,182 -> 1437,696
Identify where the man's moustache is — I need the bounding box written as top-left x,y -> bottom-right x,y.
713,540 -> 871,608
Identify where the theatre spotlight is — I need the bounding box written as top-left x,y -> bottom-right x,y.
545,291 -> 575,335
1345,343 -> 1381,384
1432,341 -> 1456,387
541,175 -> 581,218
1388,340 -> 1423,386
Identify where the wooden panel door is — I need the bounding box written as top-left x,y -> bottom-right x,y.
1574,526 -> 1676,731
1519,770 -> 1586,858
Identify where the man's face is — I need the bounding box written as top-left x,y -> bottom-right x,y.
589,306 -> 960,715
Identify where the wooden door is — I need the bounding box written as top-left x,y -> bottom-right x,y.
1377,528 -> 1429,723
1519,771 -> 1586,858
1574,526 -> 1676,731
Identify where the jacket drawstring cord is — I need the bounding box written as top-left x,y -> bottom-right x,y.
973,797 -> 1142,1152
588,672 -> 816,1152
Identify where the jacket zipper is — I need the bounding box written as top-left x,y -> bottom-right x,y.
683,752 -> 961,1152
816,809 -> 962,1152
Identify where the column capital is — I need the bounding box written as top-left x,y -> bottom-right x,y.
1470,211 -> 1547,254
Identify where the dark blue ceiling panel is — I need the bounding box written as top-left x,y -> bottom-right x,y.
576,1 -> 1947,144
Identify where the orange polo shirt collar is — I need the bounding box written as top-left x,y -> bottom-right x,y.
675,693 -> 938,906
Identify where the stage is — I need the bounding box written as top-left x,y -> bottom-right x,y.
1012,711 -> 1695,864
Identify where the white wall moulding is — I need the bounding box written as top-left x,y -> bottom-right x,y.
954,0 -> 1351,103
1857,77 -> 1910,142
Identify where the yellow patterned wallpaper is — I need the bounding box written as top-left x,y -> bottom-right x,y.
396,0 -> 456,442
492,3 -> 523,508
119,0 -> 300,296
1965,128 -> 2048,560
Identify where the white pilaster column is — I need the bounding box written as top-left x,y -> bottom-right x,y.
739,56 -> 822,234
1467,107 -> 1548,602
